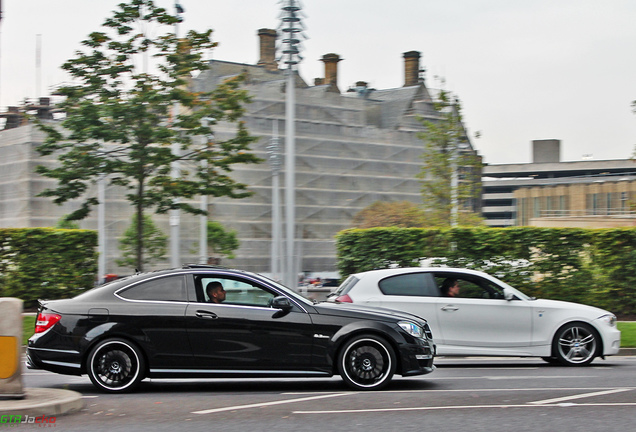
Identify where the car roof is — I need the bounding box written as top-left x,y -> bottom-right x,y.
353,267 -> 489,279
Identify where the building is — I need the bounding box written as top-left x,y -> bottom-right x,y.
483,139 -> 636,227
0,29 -> 479,277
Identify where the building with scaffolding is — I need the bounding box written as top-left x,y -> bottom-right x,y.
0,29 -> 480,278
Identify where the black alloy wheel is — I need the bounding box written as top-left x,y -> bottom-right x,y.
87,338 -> 145,392
338,335 -> 396,390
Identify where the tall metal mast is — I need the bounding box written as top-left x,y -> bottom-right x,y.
278,0 -> 305,288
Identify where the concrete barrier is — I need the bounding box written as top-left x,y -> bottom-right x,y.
0,298 -> 24,399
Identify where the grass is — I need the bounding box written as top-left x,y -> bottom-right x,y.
20,316 -> 636,348
23,315 -> 35,346
617,322 -> 636,348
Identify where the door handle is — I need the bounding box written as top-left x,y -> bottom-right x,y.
195,310 -> 218,319
440,306 -> 459,312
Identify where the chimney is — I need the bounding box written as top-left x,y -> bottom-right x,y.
321,53 -> 342,93
257,28 -> 278,71
403,51 -> 421,87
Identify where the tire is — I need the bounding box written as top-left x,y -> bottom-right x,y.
87,338 -> 145,393
541,356 -> 560,365
552,323 -> 599,366
337,335 -> 396,391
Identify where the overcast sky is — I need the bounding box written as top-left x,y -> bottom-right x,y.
2,0 -> 635,164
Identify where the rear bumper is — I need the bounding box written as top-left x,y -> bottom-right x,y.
26,346 -> 83,376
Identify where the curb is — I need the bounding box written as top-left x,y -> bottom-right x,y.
0,388 -> 84,417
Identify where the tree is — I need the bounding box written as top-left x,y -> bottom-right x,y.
35,0 -> 260,271
352,201 -> 427,228
207,220 -> 239,261
117,214 -> 167,270
416,90 -> 483,226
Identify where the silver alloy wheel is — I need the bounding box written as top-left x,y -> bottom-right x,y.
87,339 -> 144,392
554,323 -> 598,366
338,336 -> 395,390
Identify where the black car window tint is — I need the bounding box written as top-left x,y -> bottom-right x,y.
119,275 -> 187,302
200,276 -> 275,307
378,273 -> 437,296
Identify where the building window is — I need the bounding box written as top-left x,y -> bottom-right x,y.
533,197 -> 541,219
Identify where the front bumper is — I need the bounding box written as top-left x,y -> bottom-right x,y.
400,339 -> 436,377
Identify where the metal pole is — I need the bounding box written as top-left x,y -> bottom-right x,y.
97,173 -> 106,284
450,146 -> 458,227
170,1 -> 183,268
268,120 -> 282,281
284,69 -> 296,289
199,160 -> 208,264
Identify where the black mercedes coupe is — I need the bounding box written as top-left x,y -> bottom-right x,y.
27,265 -> 435,392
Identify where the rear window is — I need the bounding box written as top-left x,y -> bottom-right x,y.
333,275 -> 360,296
118,275 -> 187,302
378,272 -> 438,297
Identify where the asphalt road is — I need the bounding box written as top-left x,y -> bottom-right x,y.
20,356 -> 636,432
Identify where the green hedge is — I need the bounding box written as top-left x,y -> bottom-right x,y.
0,228 -> 98,307
336,227 -> 636,317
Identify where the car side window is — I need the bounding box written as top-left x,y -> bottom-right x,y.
434,274 -> 506,300
118,275 -> 187,302
378,272 -> 438,296
197,275 -> 275,307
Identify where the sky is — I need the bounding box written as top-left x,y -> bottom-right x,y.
1,0 -> 635,165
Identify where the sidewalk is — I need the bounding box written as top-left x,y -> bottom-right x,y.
0,388 -> 83,416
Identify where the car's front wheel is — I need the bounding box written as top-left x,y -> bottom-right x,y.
552,323 -> 599,366
87,338 -> 145,392
337,334 -> 396,390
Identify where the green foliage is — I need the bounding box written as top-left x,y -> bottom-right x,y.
35,0 -> 261,271
416,90 -> 483,226
336,227 -> 636,316
116,214 -> 167,270
352,201 -> 428,228
55,216 -> 80,230
0,228 -> 97,307
207,221 -> 239,260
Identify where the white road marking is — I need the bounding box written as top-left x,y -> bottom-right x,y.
529,388 -> 633,405
191,392 -> 351,415
293,402 -> 636,415
285,386 -> 636,396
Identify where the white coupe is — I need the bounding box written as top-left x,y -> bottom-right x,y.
328,267 -> 621,365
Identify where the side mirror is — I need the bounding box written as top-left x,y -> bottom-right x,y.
504,289 -> 516,301
271,296 -> 293,317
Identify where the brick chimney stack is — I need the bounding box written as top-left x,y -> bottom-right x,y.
257,28 -> 278,71
321,53 -> 342,93
403,51 -> 421,87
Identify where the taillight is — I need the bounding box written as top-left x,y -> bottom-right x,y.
34,313 -> 62,333
335,294 -> 353,303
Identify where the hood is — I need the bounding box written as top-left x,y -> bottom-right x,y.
314,301 -> 428,325
531,298 -> 613,318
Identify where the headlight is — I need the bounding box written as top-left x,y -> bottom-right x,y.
598,314 -> 617,327
398,321 -> 424,338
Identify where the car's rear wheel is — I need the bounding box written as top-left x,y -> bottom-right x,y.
337,334 -> 396,390
87,338 -> 145,393
552,323 -> 599,366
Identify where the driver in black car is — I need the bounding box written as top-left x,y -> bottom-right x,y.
206,281 -> 226,303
